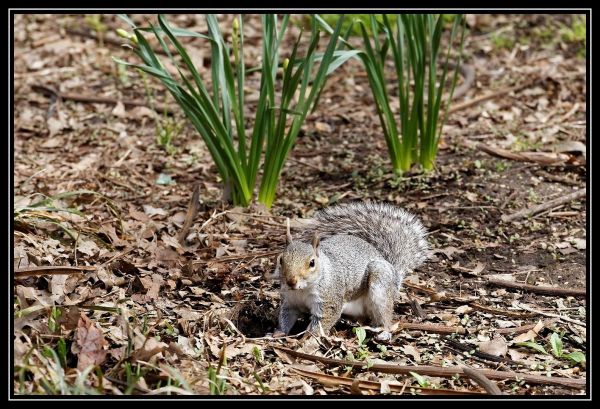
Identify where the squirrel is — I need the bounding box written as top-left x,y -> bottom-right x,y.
270,202 -> 429,341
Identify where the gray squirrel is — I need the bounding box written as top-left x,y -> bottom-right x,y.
270,202 -> 429,341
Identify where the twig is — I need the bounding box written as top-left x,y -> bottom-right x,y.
495,319 -> 558,335
397,322 -> 466,335
406,294 -> 427,320
31,84 -> 176,116
291,367 -> 486,395
274,346 -> 586,389
403,282 -> 535,318
66,27 -> 170,55
487,278 -> 586,298
14,265 -> 95,278
461,366 -> 504,395
469,302 -> 536,319
516,303 -> 586,328
501,189 -> 586,222
192,250 -> 280,265
475,143 -> 570,165
449,79 -> 537,114
450,62 -> 476,100
536,170 -> 579,186
178,184 -> 201,245
443,338 -> 520,366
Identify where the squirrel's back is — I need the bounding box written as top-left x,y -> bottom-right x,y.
302,202 -> 429,274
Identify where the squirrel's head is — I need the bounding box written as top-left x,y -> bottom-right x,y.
276,228 -> 321,291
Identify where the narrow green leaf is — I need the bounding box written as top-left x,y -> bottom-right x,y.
516,341 -> 548,355
550,333 -> 563,357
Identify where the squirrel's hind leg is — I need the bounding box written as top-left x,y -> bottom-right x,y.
365,260 -> 399,342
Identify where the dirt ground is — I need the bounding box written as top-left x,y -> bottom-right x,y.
13,14 -> 587,396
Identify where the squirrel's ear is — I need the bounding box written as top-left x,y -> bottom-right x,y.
286,218 -> 293,244
311,232 -> 320,251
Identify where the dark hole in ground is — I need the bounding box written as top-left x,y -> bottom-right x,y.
236,301 -> 278,337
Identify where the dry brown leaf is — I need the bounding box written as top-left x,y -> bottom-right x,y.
77,239 -> 100,257
479,337 -> 508,357
132,337 -> 169,363
143,205 -> 168,218
50,274 -> 67,302
401,344 -> 422,363
434,246 -> 465,260
74,314 -> 108,371
112,101 -> 127,118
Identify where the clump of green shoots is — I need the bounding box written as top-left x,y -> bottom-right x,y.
116,14 -> 350,208
329,14 -> 466,174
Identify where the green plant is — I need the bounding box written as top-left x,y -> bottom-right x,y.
318,14 -> 398,36
116,14 -> 349,208
517,332 -> 586,365
48,307 -> 62,333
491,32 -> 515,50
329,14 -> 466,173
409,371 -> 431,388
85,15 -> 107,45
560,15 -> 586,57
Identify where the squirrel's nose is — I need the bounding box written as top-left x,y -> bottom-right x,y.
286,278 -> 297,288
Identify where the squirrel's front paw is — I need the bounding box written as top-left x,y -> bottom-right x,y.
272,330 -> 286,338
375,330 -> 392,342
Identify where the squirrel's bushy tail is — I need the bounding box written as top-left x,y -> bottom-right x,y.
304,202 -> 429,273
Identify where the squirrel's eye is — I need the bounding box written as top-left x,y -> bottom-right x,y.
309,259 -> 315,268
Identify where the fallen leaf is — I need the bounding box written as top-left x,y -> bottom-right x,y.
58,306 -> 82,330
455,305 -> 473,314
571,238 -> 586,250
74,314 -> 108,371
434,246 -> 465,260
465,192 -> 478,202
401,344 -> 422,363
77,240 -> 100,257
553,140 -> 586,159
156,173 -> 174,185
479,337 -> 508,357
143,205 -> 168,218
315,121 -> 332,133
112,101 -> 127,118
99,225 -> 128,247
451,261 -> 485,276
495,319 -> 517,329
50,275 -> 67,302
132,337 -> 168,362
507,348 -> 527,361
46,117 -> 66,137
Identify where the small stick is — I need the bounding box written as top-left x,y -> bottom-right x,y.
495,319 -> 558,335
449,79 -> 537,114
536,170 -> 579,186
406,293 -> 427,320
14,265 -> 96,278
443,337 -> 521,366
403,282 -> 535,318
32,84 -> 176,116
450,62 -> 476,100
487,278 -> 586,298
516,303 -> 586,328
178,184 -> 201,245
397,322 -> 466,335
274,346 -> 586,389
192,250 -> 280,265
461,366 -> 504,395
66,27 -> 170,56
292,367 -> 486,396
502,189 -> 586,222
